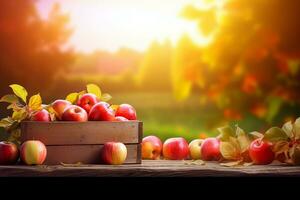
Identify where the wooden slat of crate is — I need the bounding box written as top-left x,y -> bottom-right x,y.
20,121 -> 142,145
44,144 -> 141,165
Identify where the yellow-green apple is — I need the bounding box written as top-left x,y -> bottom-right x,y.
89,102 -> 115,121
20,140 -> 47,165
31,109 -> 51,122
201,138 -> 221,161
0,141 -> 19,165
101,142 -> 127,165
189,139 -> 204,160
51,99 -> 71,120
115,104 -> 137,120
77,93 -> 99,114
62,105 -> 88,122
142,136 -> 162,160
114,116 -> 129,121
163,137 -> 189,160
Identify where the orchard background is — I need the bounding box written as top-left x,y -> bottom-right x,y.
1,0 -> 300,141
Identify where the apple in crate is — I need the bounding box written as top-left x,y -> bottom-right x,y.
77,93 -> 99,114
101,142 -> 127,165
89,102 -> 115,121
0,141 -> 19,165
142,136 -> 162,159
163,137 -> 189,160
114,116 -> 129,121
115,104 -> 137,120
249,139 -> 274,165
201,138 -> 221,161
51,99 -> 71,120
20,140 -> 47,165
189,139 -> 204,160
31,109 -> 51,122
62,105 -> 88,122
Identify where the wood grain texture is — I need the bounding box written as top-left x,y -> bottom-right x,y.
44,144 -> 140,165
0,160 -> 299,177
21,121 -> 142,145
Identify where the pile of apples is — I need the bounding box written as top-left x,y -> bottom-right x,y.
33,95 -> 137,122
142,136 -> 275,165
0,84 -> 137,166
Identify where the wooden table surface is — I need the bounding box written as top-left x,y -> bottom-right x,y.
0,160 -> 299,177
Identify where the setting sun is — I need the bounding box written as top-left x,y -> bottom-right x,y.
37,0 -> 219,53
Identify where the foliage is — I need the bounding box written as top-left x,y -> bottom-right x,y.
174,0 -> 300,123
0,0 -> 74,97
0,84 -> 44,144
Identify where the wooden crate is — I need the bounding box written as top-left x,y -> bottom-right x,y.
20,121 -> 143,165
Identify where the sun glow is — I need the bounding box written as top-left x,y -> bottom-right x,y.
37,0 -> 222,53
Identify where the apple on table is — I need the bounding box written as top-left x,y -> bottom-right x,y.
0,141 -> 19,165
101,142 -> 127,165
163,137 -> 189,160
142,135 -> 162,160
20,140 -> 47,165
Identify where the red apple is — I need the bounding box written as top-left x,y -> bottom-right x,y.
115,104 -> 137,120
77,93 -> 99,114
61,105 -> 88,122
52,99 -> 71,120
201,138 -> 221,161
249,139 -> 274,165
31,109 -> 51,122
114,116 -> 129,121
89,102 -> 115,121
101,142 -> 127,165
0,141 -> 19,165
20,140 -> 47,165
142,136 -> 163,160
189,139 -> 204,160
162,137 -> 189,160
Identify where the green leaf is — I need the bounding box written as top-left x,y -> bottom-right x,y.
264,127 -> 289,142
28,93 -> 42,111
65,92 -> 79,104
9,84 -> 28,103
236,126 -> 251,153
294,117 -> 300,140
101,93 -> 112,102
86,84 -> 101,99
0,94 -> 19,104
217,125 -> 235,141
282,121 -> 294,139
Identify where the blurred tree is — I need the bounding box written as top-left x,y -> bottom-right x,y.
175,0 -> 300,123
137,40 -> 172,91
0,0 -> 74,96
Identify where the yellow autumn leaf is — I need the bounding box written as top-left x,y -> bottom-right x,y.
28,93 -> 42,111
65,92 -> 79,104
12,109 -> 27,121
220,138 -> 241,160
9,84 -> 28,103
101,93 -> 112,102
86,84 -> 101,99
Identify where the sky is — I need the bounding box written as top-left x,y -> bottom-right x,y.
37,0 -> 212,53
